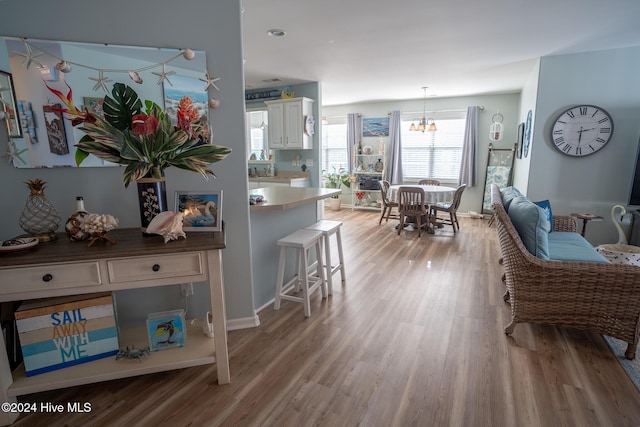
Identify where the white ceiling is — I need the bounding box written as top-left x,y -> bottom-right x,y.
242,0 -> 640,106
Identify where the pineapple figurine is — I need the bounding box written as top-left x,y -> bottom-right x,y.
19,179 -> 62,242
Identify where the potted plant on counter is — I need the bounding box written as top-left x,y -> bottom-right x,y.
322,168 -> 351,210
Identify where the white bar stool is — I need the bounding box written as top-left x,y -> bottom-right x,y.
305,220 -> 346,295
274,229 -> 327,317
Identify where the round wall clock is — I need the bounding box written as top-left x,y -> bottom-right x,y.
523,110 -> 532,158
551,105 -> 613,157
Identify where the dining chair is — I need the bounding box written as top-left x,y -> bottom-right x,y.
430,184 -> 467,233
418,179 -> 440,186
397,186 -> 429,237
379,180 -> 399,224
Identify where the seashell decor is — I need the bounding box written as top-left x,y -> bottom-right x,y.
146,211 -> 186,243
80,213 -> 119,247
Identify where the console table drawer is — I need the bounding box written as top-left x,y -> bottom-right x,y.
107,252 -> 204,283
0,262 -> 102,294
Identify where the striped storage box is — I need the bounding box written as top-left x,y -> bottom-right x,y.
15,293 -> 119,377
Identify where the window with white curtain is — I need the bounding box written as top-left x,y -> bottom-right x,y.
400,111 -> 467,182
321,116 -> 349,174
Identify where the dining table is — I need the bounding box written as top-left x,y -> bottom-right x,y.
388,184 -> 456,205
388,184 -> 457,233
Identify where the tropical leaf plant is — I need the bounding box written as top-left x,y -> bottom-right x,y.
46,82 -> 231,188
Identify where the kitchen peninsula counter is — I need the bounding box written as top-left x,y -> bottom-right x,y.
250,187 -> 340,211
249,186 -> 340,311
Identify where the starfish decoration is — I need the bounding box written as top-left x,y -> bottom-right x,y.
13,40 -> 44,69
152,64 -> 176,86
199,71 -> 221,91
88,70 -> 113,92
3,139 -> 28,165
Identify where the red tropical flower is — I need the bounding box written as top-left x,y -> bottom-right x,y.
131,114 -> 159,135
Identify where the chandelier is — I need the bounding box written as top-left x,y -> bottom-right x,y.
409,86 -> 437,132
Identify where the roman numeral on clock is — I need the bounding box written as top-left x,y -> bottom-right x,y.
554,137 -> 564,145
579,107 -> 588,115
566,111 -> 575,119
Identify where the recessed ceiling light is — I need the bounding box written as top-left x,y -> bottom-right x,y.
267,29 -> 286,37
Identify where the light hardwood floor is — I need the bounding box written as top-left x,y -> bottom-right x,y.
12,209 -> 640,426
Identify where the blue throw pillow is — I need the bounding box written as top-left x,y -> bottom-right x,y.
533,200 -> 553,233
508,196 -> 550,259
501,186 -> 523,211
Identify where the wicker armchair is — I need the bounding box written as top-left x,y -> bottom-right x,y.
490,184 -> 640,359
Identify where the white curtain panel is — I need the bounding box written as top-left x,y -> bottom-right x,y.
459,106 -> 479,187
347,113 -> 361,173
386,110 -> 404,184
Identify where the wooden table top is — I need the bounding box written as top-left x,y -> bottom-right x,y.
0,228 -> 226,267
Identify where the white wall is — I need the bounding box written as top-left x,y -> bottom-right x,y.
529,46 -> 640,244
323,93 -> 521,214
512,60 -> 540,193
0,0 -> 257,323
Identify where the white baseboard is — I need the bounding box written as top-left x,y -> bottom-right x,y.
226,314 -> 260,331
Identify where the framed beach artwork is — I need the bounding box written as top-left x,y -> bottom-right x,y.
175,190 -> 223,232
163,75 -> 209,140
0,70 -> 22,138
362,117 -> 389,137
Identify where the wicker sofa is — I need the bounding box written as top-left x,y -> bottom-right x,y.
491,183 -> 640,359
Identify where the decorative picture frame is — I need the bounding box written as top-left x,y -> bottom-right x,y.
0,70 -> 22,138
362,117 -> 390,137
516,122 -> 525,159
42,104 -> 69,155
83,97 -> 105,118
174,190 -> 223,232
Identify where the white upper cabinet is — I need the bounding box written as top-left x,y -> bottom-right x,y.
266,97 -> 314,149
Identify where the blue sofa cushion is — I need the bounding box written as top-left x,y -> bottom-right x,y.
533,199 -> 553,233
501,186 -> 523,212
547,232 -> 609,263
508,196 -> 550,259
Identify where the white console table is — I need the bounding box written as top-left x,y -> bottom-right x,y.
0,228 -> 229,425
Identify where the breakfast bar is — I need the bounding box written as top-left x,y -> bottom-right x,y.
249,187 -> 340,310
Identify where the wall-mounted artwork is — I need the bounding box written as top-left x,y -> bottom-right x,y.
83,97 -> 104,118
363,117 -> 389,137
163,75 -> 209,140
0,70 -> 22,138
42,104 -> 69,155
516,122 -> 524,159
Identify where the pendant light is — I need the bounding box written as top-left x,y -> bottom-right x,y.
410,87 -> 437,132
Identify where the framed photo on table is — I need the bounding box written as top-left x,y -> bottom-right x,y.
175,191 -> 223,232
0,70 -> 22,138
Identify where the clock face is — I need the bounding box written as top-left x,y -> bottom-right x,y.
551,105 -> 613,157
